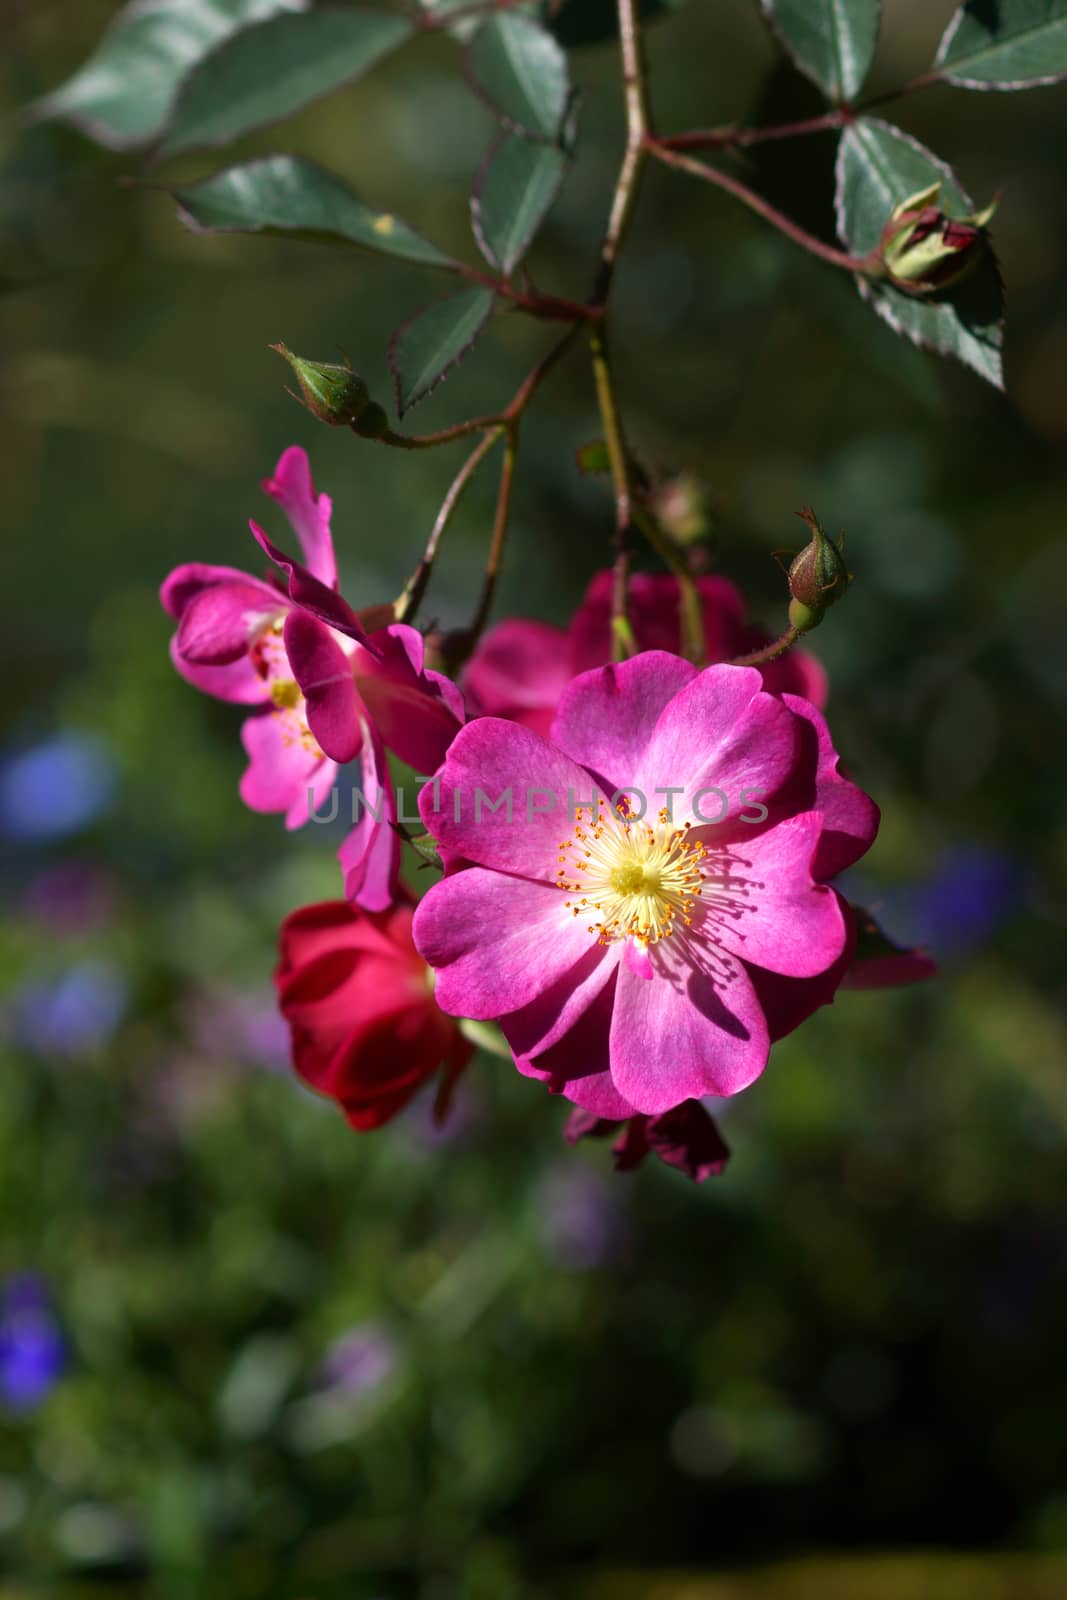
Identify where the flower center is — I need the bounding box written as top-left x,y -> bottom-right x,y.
252,622 -> 322,756
556,801 -> 707,947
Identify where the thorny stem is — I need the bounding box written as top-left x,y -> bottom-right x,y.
731,625 -> 801,669
659,109 -> 851,152
659,68 -> 945,153
395,427 -> 504,624
469,433 -> 519,641
647,142 -> 877,274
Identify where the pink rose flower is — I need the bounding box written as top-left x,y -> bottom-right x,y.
161,447 -> 464,908
463,570 -> 828,738
413,652 -> 878,1119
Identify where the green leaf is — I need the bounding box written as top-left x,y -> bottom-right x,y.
935,0 -> 1067,90
157,8 -> 413,158
466,12 -> 570,140
835,118 -> 1004,389
759,0 -> 880,102
389,288 -> 496,415
471,135 -> 569,275
29,0 -> 307,149
170,154 -> 454,267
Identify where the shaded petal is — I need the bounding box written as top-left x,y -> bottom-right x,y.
419,718 -> 603,883
744,890 -> 855,1040
551,652 -> 698,793
499,939 -> 615,1059
696,812 -> 847,977
569,571 -> 748,671
645,1101 -> 731,1180
283,611 -> 362,764
609,950 -> 770,1113
353,624 -> 463,773
249,521 -> 376,651
515,969 -> 636,1120
413,869 -> 595,1020
464,619 -> 571,736
262,446 -> 336,589
176,577 -> 285,665
782,694 -> 879,878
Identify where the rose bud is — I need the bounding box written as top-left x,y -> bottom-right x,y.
787,507 -> 850,633
879,182 -> 997,296
271,343 -> 371,427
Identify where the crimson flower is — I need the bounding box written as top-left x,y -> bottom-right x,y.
276,896 -> 471,1131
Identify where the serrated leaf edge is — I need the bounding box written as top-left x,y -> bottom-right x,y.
462,12 -> 570,143
388,289 -> 497,416
469,132 -> 570,275
933,2 -> 1067,92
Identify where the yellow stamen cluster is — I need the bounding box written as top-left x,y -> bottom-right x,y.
556,801 -> 706,948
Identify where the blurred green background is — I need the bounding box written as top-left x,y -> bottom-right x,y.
3,1 -> 1067,1595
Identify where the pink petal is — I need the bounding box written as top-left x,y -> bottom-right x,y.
781,694 -> 879,879
696,812 -> 847,978
262,446 -> 336,589
551,652 -> 698,793
337,723 -> 400,912
176,578 -> 285,665
631,663 -> 799,828
238,708 -> 335,830
283,611 -> 362,764
609,949 -> 770,1113
161,562 -> 278,621
418,718 -> 604,883
412,868 -> 598,1020
168,634 -> 268,706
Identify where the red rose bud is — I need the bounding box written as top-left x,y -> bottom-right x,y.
275,897 -> 472,1131
271,343 -> 371,427
787,507 -> 850,632
880,182 -> 997,295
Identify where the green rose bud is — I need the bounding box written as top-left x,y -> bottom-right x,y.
271,343 -> 370,426
880,182 -> 997,296
786,507 -> 850,631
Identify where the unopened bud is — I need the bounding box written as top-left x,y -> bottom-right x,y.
880,182 -> 997,295
786,507 -> 850,631
271,343 -> 370,426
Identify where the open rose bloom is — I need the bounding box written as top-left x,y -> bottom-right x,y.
414,654 -> 879,1119
162,448 -> 933,1179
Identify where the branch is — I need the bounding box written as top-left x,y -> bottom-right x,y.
731,625 -> 801,669
647,141 -> 877,275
